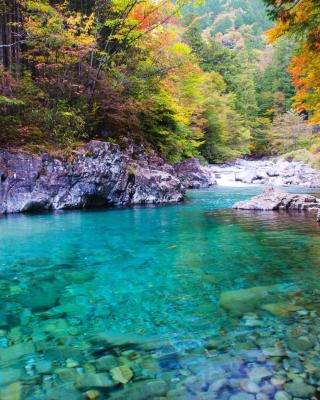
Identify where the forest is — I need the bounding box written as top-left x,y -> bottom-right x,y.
0,0 -> 319,163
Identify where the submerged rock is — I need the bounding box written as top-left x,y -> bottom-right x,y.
284,381 -> 315,398
239,379 -> 260,393
20,286 -> 59,312
110,379 -> 168,400
261,346 -> 286,357
274,391 -> 292,400
229,393 -> 255,400
248,367 -> 273,383
110,365 -> 133,384
76,372 -> 115,389
260,303 -> 300,317
287,336 -> 314,352
95,355 -> 119,371
84,390 -> 101,400
233,187 -> 320,212
0,368 -> 23,385
35,359 -> 53,374
0,140 -> 184,214
0,341 -> 35,365
46,386 -> 83,400
0,381 -> 23,400
219,285 -> 279,316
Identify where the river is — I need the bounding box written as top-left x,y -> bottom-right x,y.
1,186 -> 320,399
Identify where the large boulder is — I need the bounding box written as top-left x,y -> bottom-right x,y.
174,158 -> 217,189
233,187 -> 320,211
0,141 -> 184,214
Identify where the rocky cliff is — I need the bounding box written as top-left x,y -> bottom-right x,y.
0,141 -> 217,214
0,141 -> 185,214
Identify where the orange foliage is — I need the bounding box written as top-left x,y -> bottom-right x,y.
265,0 -> 320,122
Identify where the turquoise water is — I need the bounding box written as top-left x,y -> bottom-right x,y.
1,187 -> 320,399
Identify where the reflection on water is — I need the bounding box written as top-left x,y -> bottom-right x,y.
0,187 -> 320,399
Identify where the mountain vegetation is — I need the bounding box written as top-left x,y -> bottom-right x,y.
0,0 -> 318,163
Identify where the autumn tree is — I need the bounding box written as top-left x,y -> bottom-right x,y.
264,0 -> 320,123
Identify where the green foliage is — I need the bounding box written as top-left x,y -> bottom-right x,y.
183,0 -> 272,48
213,17 -> 233,35
283,149 -> 320,169
184,25 -> 260,161
0,0 -> 302,163
41,103 -> 87,145
0,76 -> 87,147
268,111 -> 313,155
201,100 -> 251,162
255,39 -> 295,120
250,117 -> 271,156
0,96 -> 25,106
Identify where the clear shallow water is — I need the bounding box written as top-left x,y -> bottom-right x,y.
1,186 -> 320,399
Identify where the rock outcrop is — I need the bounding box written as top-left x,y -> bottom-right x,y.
0,140 -> 184,214
174,158 -> 217,189
233,187 -> 320,212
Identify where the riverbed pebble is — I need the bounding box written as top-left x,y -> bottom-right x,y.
248,367 -> 273,383
284,381 -> 316,397
110,365 -> 133,384
2,260 -> 320,400
274,391 -> 292,400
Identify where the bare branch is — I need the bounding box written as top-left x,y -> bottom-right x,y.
0,40 -> 25,48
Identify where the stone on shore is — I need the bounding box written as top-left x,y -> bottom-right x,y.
220,157 -> 320,187
174,158 -> 217,189
233,187 -> 320,212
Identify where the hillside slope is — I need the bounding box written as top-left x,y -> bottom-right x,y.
184,0 -> 272,49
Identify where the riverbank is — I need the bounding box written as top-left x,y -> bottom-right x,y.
0,141 -> 222,215
211,158 -> 320,187
1,141 -> 320,214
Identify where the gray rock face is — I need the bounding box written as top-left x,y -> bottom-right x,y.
174,158 -> 217,189
235,170 -> 259,184
0,141 -> 184,214
233,187 -> 320,212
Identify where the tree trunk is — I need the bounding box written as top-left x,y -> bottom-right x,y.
0,0 -> 22,73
